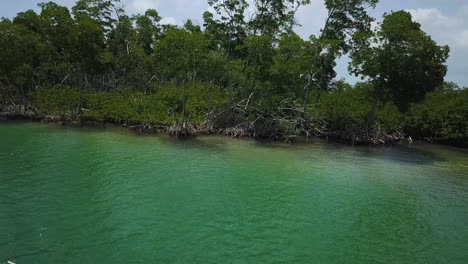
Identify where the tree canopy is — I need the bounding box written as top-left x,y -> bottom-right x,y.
1,0 -> 465,145
351,10 -> 450,112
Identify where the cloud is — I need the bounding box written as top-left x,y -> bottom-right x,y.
407,8 -> 462,29
456,30 -> 468,48
406,7 -> 468,47
123,0 -> 206,25
294,0 -> 328,38
126,0 -> 160,14
160,16 -> 179,25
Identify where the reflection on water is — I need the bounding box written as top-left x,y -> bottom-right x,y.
0,122 -> 467,264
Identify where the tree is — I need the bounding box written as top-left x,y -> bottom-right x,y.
271,33 -> 313,97
0,19 -> 45,105
37,2 -> 77,85
321,0 -> 379,54
1,0 -> 463,144
107,15 -> 140,89
302,0 -> 379,110
12,9 -> 40,32
249,0 -> 311,37
154,29 -> 212,126
74,12 -> 108,78
72,0 -> 122,34
439,82 -> 462,91
184,20 -> 201,33
205,0 -> 249,104
135,9 -> 161,55
242,35 -> 275,101
351,10 -> 450,112
155,29 -> 211,84
205,0 -> 248,49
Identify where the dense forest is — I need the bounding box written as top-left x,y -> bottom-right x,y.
0,0 -> 466,146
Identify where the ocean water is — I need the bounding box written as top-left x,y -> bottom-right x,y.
0,122 -> 467,263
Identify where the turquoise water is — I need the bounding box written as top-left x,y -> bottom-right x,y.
0,122 -> 467,263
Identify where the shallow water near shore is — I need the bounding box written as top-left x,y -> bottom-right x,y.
0,122 -> 467,263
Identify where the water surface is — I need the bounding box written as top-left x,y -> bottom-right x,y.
0,122 -> 467,263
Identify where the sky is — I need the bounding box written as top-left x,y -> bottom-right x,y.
1,0 -> 467,86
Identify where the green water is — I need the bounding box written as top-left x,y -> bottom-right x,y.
0,122 -> 467,263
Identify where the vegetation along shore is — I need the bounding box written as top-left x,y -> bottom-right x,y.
0,0 -> 466,146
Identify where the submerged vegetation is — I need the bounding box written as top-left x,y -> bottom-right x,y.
0,0 -> 466,146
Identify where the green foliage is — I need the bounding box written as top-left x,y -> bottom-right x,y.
85,90 -> 133,122
72,0 -> 122,33
155,84 -> 229,124
243,35 -> 275,82
322,0 -> 378,54
376,102 -> 403,133
316,83 -> 404,133
135,9 -> 161,54
154,29 -> 211,83
351,11 -> 450,112
2,0 -> 465,145
32,86 -> 80,115
31,83 -> 229,125
0,20 -> 45,101
205,0 -> 248,55
249,0 -> 311,36
406,90 -> 468,140
317,87 -> 372,131
271,34 -> 311,97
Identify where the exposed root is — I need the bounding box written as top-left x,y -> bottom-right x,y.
0,104 -> 42,120
130,123 -> 155,134
166,124 -> 211,138
1,101 -> 406,146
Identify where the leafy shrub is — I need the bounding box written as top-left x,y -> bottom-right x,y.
317,88 -> 372,131
406,89 -> 468,139
32,85 -> 80,116
376,102 -> 404,133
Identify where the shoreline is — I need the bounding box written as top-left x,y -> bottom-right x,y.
1,113 -> 454,148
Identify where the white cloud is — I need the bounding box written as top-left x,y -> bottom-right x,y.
406,7 -> 468,47
407,8 -> 462,29
123,0 -> 206,25
456,30 -> 468,48
160,16 -> 179,25
126,0 -> 160,14
294,0 -> 328,38
459,5 -> 468,17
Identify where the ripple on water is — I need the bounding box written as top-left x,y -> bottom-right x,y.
0,123 -> 467,263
